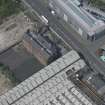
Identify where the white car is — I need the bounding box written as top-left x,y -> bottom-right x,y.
41,15 -> 48,25
51,10 -> 56,15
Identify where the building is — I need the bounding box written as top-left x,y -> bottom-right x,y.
23,29 -> 62,65
49,0 -> 105,41
0,13 -> 33,52
0,50 -> 96,105
23,32 -> 50,65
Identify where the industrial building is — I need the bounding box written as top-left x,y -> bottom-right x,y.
0,50 -> 96,105
0,13 -> 33,52
49,0 -> 105,41
74,66 -> 105,104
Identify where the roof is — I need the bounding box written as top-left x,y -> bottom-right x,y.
51,0 -> 105,36
0,50 -> 96,105
71,0 -> 80,6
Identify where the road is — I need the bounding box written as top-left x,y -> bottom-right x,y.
22,0 -> 105,76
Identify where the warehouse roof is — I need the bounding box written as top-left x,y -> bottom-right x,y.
71,0 -> 80,6
51,0 -> 105,36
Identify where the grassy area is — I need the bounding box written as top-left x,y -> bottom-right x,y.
0,0 -> 21,20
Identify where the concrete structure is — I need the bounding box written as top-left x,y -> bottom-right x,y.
0,50 -> 96,105
49,0 -> 105,41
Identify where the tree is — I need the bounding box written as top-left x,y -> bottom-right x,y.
0,63 -> 20,85
0,0 -> 21,19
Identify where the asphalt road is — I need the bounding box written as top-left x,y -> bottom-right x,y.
23,0 -> 105,76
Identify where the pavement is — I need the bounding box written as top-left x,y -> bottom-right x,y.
22,0 -> 105,76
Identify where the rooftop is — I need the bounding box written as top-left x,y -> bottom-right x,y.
0,50 -> 96,105
53,0 -> 105,36
0,13 -> 33,53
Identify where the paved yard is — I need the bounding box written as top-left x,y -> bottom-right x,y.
0,43 -> 44,81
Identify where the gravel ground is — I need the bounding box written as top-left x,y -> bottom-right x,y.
0,13 -> 33,53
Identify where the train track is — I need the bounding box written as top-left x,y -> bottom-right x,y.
70,76 -> 105,105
